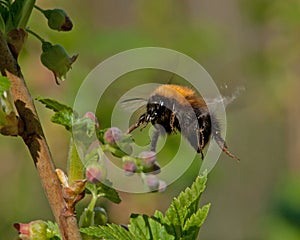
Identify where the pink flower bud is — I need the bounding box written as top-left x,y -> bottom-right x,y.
145,174 -> 159,191
86,163 -> 106,183
158,180 -> 167,192
83,112 -> 99,128
104,127 -> 123,145
14,220 -> 48,239
122,160 -> 137,176
139,151 -> 157,168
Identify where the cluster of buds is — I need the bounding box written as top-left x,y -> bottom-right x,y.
82,125 -> 167,192
121,151 -> 161,176
101,127 -> 167,192
121,150 -> 167,192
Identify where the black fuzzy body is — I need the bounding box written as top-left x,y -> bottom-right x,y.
143,94 -> 213,156
127,84 -> 239,160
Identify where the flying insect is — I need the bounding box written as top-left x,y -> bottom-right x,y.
127,84 -> 239,160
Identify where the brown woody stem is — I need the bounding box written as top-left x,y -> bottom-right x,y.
0,31 -> 81,240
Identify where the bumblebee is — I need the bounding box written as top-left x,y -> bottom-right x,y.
127,84 -> 239,160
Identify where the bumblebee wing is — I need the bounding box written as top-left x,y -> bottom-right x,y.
206,86 -> 245,111
120,98 -> 147,112
119,98 -> 148,132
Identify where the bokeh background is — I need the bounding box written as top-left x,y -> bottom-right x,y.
1,0 -> 300,239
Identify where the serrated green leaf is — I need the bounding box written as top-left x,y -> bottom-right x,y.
97,182 -> 121,204
86,181 -> 121,204
36,97 -> 74,113
153,210 -> 165,224
0,76 -> 11,95
80,224 -> 135,240
128,215 -> 149,240
46,221 -> 61,239
51,110 -> 73,131
37,97 -> 76,131
148,218 -> 175,240
164,174 -> 208,238
183,203 -> 210,232
164,199 -> 185,236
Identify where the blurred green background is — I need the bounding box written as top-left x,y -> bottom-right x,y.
1,0 -> 300,239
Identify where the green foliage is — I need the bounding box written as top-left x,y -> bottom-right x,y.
0,0 -> 36,32
45,221 -> 61,239
85,181 -> 121,204
36,97 -> 75,131
81,174 -> 210,240
0,76 -> 11,95
163,174 -> 209,239
81,224 -> 136,240
0,13 -> 4,32
36,97 -> 73,113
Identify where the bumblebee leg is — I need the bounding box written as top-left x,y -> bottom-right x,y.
127,122 -> 140,134
213,132 -> 240,161
196,129 -> 205,159
169,111 -> 177,133
127,113 -> 147,134
150,129 -> 160,151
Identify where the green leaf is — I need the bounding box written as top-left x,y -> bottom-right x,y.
0,13 -> 5,32
80,224 -> 135,240
128,215 -> 149,240
46,221 -> 61,239
82,175 -> 210,240
183,203 -> 210,233
164,174 -> 208,238
86,181 -> 121,204
148,218 -> 175,240
51,110 -> 73,131
10,0 -> 35,29
97,181 -> 121,204
153,210 -> 165,224
36,97 -> 73,113
67,138 -> 84,184
37,97 -> 75,131
128,214 -> 174,240
0,76 -> 11,95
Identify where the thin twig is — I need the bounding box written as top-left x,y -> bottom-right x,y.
0,31 -> 82,239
